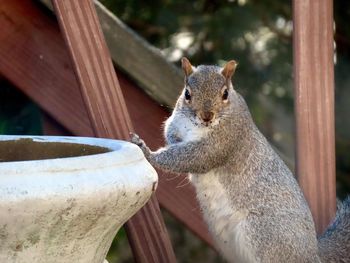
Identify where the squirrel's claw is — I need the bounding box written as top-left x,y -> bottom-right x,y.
130,132 -> 143,146
130,133 -> 151,158
130,132 -> 145,147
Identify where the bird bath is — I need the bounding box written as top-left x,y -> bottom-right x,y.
0,135 -> 158,263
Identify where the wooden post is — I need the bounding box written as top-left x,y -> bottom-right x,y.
51,0 -> 176,262
293,0 -> 336,234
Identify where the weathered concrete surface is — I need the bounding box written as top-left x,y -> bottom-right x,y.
0,136 -> 158,263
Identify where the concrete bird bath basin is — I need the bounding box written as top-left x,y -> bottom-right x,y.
0,135 -> 158,263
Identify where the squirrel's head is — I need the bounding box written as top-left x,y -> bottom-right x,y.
179,57 -> 238,127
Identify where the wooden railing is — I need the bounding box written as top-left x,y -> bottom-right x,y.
51,1 -> 176,262
0,0 -> 336,261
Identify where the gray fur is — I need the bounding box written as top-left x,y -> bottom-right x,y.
318,197 -> 350,262
131,63 -> 350,263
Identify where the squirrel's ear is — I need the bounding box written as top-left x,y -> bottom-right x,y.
221,60 -> 237,79
181,57 -> 194,77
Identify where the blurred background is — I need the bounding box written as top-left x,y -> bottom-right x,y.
1,0 -> 349,262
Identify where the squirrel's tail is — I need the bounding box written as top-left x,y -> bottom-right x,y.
318,197 -> 350,262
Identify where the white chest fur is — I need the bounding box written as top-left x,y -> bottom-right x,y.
165,111 -> 257,262
164,112 -> 208,142
191,172 -> 257,263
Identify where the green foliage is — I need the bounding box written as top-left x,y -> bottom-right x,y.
106,228 -> 133,263
100,0 -> 295,113
0,81 -> 42,135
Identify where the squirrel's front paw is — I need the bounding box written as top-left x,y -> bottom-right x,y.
130,133 -> 151,158
130,133 -> 144,146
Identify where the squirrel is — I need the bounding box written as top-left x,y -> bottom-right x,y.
131,57 -> 350,263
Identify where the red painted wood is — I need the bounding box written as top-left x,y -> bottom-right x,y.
42,113 -> 71,136
51,0 -> 176,261
293,0 -> 336,234
0,0 -> 93,137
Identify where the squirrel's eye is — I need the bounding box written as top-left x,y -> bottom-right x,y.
185,89 -> 191,102
222,89 -> 229,101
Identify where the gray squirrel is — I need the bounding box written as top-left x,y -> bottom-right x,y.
131,58 -> 350,263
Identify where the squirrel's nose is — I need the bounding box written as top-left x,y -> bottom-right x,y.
200,111 -> 214,123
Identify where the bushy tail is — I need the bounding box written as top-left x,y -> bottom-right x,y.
318,197 -> 350,263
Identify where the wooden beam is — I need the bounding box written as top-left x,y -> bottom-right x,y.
0,0 -> 214,255
293,0 -> 336,234
39,0 -> 183,108
0,1 -> 93,137
50,0 -> 176,262
42,113 -> 71,136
